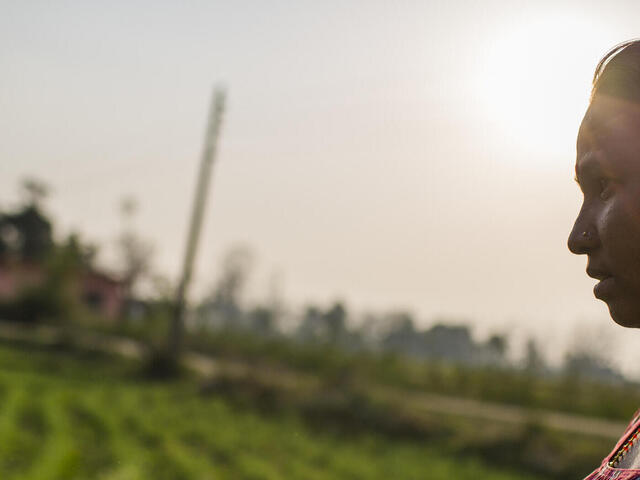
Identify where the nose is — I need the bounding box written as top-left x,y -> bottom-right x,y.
567,205 -> 598,255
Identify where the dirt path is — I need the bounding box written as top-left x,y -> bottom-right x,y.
375,387 -> 627,439
0,321 -> 628,440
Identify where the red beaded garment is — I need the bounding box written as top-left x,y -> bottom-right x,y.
584,410 -> 640,479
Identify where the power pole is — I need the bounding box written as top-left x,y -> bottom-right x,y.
168,87 -> 226,358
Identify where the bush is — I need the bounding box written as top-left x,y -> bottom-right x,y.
0,284 -> 69,323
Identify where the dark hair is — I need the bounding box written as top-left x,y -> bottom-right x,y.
592,40 -> 640,102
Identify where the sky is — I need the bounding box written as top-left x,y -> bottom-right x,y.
2,0 -> 640,372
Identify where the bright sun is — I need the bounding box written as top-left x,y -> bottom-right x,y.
475,13 -> 611,163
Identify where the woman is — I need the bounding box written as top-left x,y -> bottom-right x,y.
569,40 -> 640,478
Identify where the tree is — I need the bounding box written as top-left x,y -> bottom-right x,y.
61,233 -> 97,268
483,333 -> 509,366
296,305 -> 323,342
116,196 -> 153,304
0,180 -> 97,323
523,337 -> 546,374
562,326 -> 623,383
295,302 -> 348,344
20,178 -> 49,208
199,245 -> 253,328
248,306 -> 275,336
381,312 -> 419,354
563,350 -> 624,384
420,323 -> 477,364
0,178 -> 53,261
323,302 -> 347,343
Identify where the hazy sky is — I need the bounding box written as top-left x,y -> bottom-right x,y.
3,0 -> 640,371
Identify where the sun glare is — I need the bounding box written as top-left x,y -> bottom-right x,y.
475,13 -> 609,164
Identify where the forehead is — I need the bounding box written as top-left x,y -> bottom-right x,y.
577,95 -> 640,173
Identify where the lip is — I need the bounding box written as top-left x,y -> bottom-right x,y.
594,276 -> 615,299
586,265 -> 615,299
586,266 -> 612,281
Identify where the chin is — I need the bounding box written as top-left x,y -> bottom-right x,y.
607,302 -> 640,328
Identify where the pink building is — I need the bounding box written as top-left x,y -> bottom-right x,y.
0,260 -> 125,320
0,261 -> 45,298
80,270 -> 125,319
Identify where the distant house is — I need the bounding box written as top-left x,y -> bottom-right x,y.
0,261 -> 44,298
0,259 -> 125,320
80,269 -> 125,319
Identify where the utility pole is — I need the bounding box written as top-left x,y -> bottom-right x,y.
168,87 -> 226,358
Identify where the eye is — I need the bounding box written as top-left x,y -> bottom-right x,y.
599,177 -> 613,200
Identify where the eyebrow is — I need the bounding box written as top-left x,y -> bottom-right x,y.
574,154 -> 604,186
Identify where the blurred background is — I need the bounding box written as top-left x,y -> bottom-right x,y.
1,1 -> 640,479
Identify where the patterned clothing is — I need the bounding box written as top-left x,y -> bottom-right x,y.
584,410 -> 640,479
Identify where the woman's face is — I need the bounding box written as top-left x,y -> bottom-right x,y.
569,95 -> 640,327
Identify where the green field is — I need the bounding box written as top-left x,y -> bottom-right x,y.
0,341 -> 547,480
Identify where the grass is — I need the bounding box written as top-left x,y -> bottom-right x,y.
0,341 -> 547,480
115,324 -> 640,422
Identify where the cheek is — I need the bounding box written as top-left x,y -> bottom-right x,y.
602,196 -> 640,281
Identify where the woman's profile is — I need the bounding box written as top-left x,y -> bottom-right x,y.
569,40 -> 640,478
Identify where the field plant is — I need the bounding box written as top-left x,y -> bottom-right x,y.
0,341 -> 553,480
